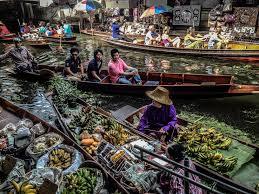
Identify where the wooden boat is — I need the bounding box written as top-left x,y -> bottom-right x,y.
42,35 -> 77,45
0,96 -> 129,193
25,39 -> 51,49
102,38 -> 259,60
48,94 -> 257,194
124,106 -> 259,193
5,67 -> 55,82
39,64 -> 259,98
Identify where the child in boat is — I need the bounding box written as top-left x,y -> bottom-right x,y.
158,143 -> 203,194
161,26 -> 181,48
137,86 -> 178,142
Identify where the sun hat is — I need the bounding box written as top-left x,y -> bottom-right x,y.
146,86 -> 172,105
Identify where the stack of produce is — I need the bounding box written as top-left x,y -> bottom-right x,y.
62,168 -> 98,194
80,132 -> 101,155
11,180 -> 38,194
178,124 -> 238,172
48,148 -> 72,170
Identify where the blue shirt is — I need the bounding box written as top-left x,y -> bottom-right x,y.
112,23 -> 120,38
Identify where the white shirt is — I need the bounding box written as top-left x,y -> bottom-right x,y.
145,31 -> 153,45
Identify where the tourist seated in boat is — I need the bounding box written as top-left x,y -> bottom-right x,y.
87,49 -> 103,82
20,23 -> 31,35
145,25 -> 160,45
56,22 -> 64,35
158,143 -> 202,194
108,48 -> 141,85
208,28 -> 229,49
0,38 -> 38,73
111,19 -> 132,42
63,20 -> 73,38
161,26 -> 181,48
184,27 -> 204,49
0,21 -> 12,38
45,26 -> 57,37
38,21 -> 47,36
64,47 -> 85,81
137,86 -> 178,142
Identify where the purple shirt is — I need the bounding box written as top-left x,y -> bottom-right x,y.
138,104 -> 177,132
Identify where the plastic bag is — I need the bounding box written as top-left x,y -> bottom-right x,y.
31,123 -> 46,136
0,123 -> 16,136
36,144 -> 84,175
25,168 -> 63,187
16,119 -> 33,129
0,157 -> 25,191
26,133 -> 64,160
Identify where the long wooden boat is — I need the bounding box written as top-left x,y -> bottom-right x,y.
124,106 -> 259,193
48,94 -> 257,194
102,38 -> 259,60
38,64 -> 259,98
0,96 -> 129,193
25,39 -> 51,49
42,35 -> 77,45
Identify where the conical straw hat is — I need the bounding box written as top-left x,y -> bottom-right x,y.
146,86 -> 172,105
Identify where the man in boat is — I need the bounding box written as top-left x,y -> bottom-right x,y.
111,19 -> 132,42
0,21 -> 13,39
158,143 -> 202,194
108,48 -> 142,85
87,49 -> 103,82
0,38 -> 38,73
64,47 -> 85,81
137,86 -> 178,142
145,25 -> 160,45
184,27 -> 204,49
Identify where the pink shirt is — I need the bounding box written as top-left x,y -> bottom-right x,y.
108,58 -> 129,83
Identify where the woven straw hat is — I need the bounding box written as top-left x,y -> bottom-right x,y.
146,86 -> 172,105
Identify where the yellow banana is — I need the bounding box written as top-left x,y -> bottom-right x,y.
22,184 -> 34,192
11,180 -> 21,192
26,188 -> 37,193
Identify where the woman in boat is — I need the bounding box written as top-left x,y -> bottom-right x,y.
38,21 -> 47,36
161,26 -> 181,48
87,49 -> 103,82
138,86 -> 178,142
63,20 -> 73,38
0,21 -> 12,38
208,28 -> 229,49
108,48 -> 141,85
20,23 -> 31,35
64,47 -> 85,81
184,27 -> 204,49
158,143 -> 203,194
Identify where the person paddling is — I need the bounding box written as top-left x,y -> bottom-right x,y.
0,38 -> 38,73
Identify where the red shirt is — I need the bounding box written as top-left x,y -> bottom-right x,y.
0,25 -> 11,36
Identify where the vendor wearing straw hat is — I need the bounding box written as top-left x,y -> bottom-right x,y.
138,86 -> 178,142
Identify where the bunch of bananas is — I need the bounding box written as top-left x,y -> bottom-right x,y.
103,127 -> 129,146
62,168 -> 97,194
48,148 -> 72,169
11,180 -> 37,194
215,156 -> 238,173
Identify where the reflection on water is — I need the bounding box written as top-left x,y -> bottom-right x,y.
0,35 -> 258,144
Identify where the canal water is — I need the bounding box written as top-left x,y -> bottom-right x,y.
0,35 -> 258,189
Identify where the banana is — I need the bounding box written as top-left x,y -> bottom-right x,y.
11,180 -> 21,192
22,184 -> 34,192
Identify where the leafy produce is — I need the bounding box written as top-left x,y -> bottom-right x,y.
33,136 -> 59,153
62,168 -> 98,194
178,124 -> 238,172
11,180 -> 38,194
48,148 -> 72,169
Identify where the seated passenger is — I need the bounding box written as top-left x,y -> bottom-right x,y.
87,49 -> 103,82
158,143 -> 203,194
20,23 -> 30,34
108,48 -> 141,85
137,86 -> 178,142
208,28 -> 228,49
161,27 -> 181,48
64,48 -> 85,81
184,27 -> 204,49
145,25 -> 159,45
0,21 -> 12,38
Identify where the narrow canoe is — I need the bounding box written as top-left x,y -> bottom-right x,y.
124,106 -> 259,193
102,38 -> 259,60
0,96 -> 129,194
25,39 -> 51,49
40,64 -> 259,98
42,35 -> 77,45
48,95 -> 257,194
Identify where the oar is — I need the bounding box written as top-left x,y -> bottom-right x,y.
57,35 -> 64,52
